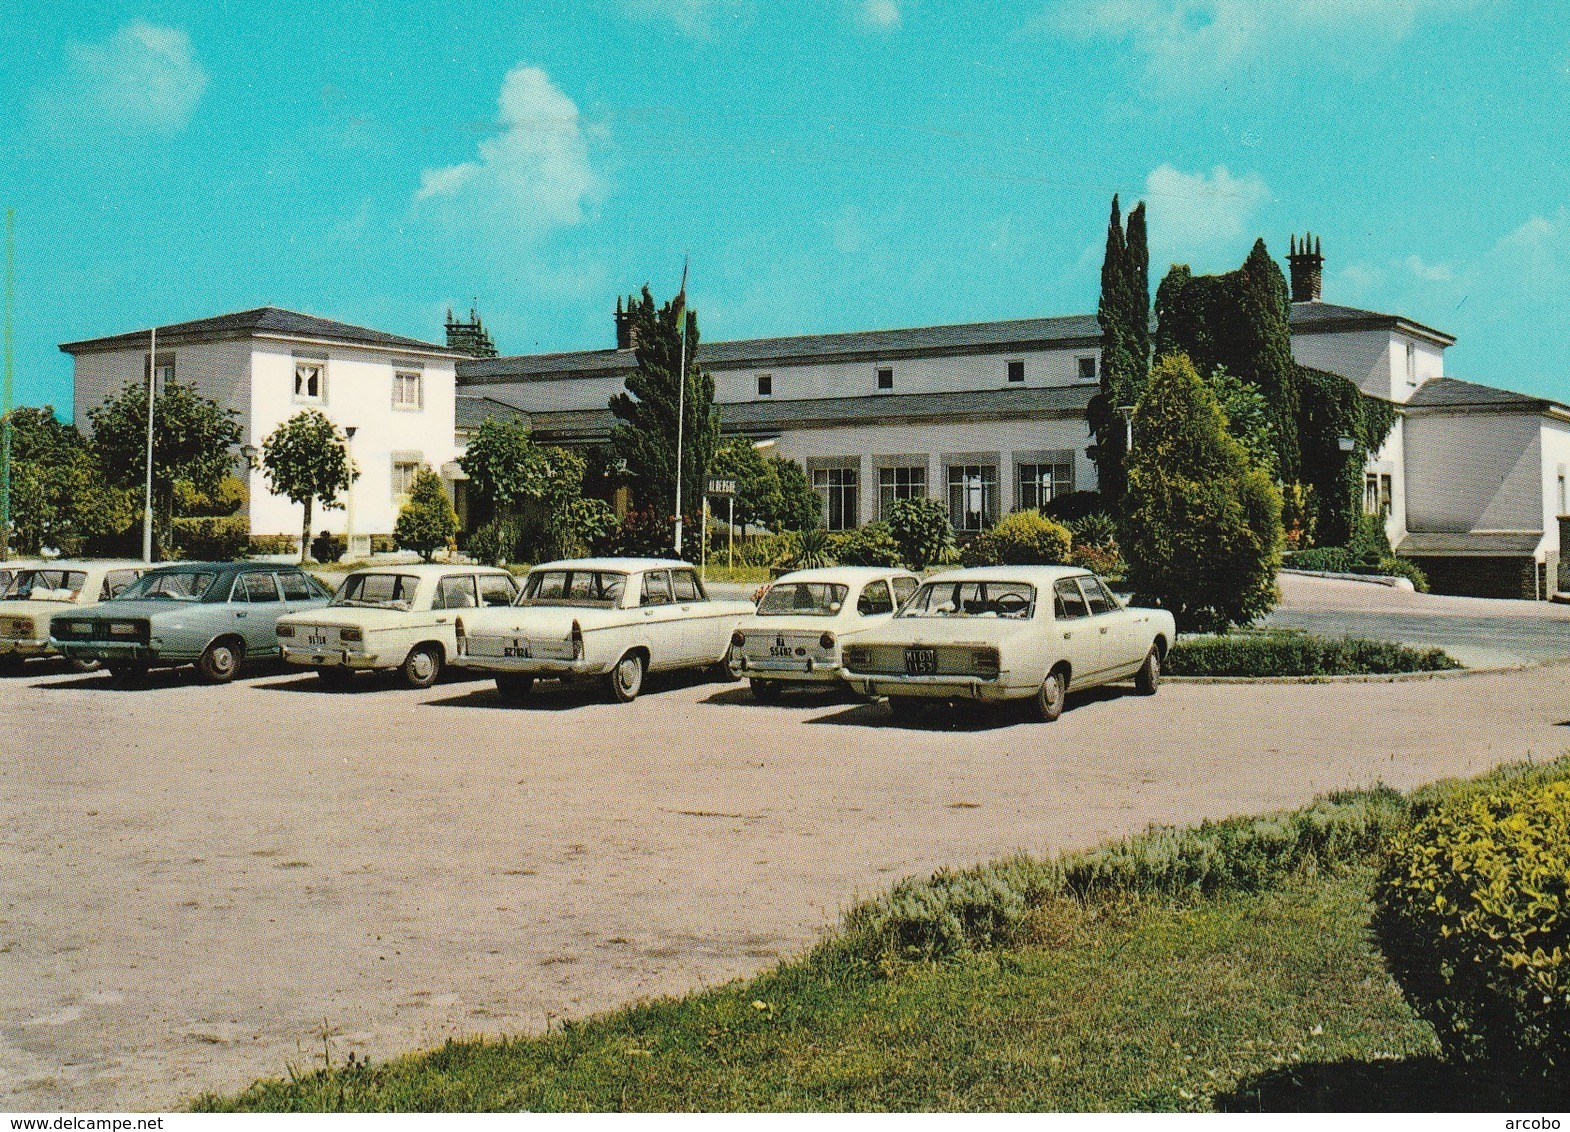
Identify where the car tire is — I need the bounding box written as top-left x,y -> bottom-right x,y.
1135,647 -> 1161,695
749,677 -> 783,704
400,645 -> 442,690
887,696 -> 924,724
1035,669 -> 1067,722
197,638 -> 244,685
316,666 -> 354,689
606,651 -> 645,703
495,673 -> 535,702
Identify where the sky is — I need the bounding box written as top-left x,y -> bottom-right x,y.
3,1 -> 1568,417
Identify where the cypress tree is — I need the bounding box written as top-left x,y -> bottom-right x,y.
1091,195 -> 1151,503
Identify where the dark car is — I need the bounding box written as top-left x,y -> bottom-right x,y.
50,562 -> 333,684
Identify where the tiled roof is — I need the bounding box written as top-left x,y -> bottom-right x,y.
1288,300 -> 1455,345
455,394 -> 531,432
528,384 -> 1097,442
1404,376 -> 1564,413
1396,530 -> 1544,556
60,307 -> 456,355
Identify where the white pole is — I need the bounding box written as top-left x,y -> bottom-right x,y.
141,326 -> 156,562
701,496 -> 708,581
673,309 -> 686,558
728,495 -> 734,572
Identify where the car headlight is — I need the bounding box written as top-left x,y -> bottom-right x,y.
819,631 -> 836,651
731,630 -> 746,649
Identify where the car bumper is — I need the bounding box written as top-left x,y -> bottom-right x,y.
451,653 -> 603,677
54,641 -> 163,663
0,637 -> 51,657
280,645 -> 386,670
737,654 -> 842,681
845,672 -> 1015,701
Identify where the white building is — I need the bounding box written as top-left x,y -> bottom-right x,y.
62,308 -> 462,554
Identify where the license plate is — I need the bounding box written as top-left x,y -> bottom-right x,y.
71,621 -> 93,635
769,645 -> 794,657
307,633 -> 329,647
905,647 -> 936,676
503,645 -> 531,658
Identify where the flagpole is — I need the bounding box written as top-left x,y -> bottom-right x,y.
672,256 -> 688,558
141,325 -> 156,562
1,209 -> 13,563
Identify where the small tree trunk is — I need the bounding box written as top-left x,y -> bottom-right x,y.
301,497 -> 314,564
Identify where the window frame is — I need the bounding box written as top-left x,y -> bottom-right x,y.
293,359 -> 327,404
1006,359 -> 1025,384
946,463 -> 999,532
877,464 -> 927,520
875,366 -> 894,392
856,580 -> 895,616
432,574 -> 479,611
812,466 -> 860,531
392,369 -> 424,412
640,570 -> 674,606
390,456 -> 423,502
1076,356 -> 1098,382
756,373 -> 773,397
1053,578 -> 1090,620
1015,461 -> 1074,512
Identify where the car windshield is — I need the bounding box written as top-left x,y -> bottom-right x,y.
897,580 -> 1036,619
518,569 -> 627,607
332,573 -> 421,610
2,569 -> 88,602
756,582 -> 849,617
115,571 -> 217,602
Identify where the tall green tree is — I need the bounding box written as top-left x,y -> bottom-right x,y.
1090,196 -> 1151,503
708,438 -> 821,533
88,380 -> 241,560
6,406 -> 133,555
259,409 -> 356,563
608,286 -> 721,549
394,466 -> 459,561
1121,353 -> 1283,632
458,417 -> 601,560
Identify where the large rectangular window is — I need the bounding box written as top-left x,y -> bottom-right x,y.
813,467 -> 859,530
391,456 -> 422,501
878,465 -> 926,519
1016,462 -> 1074,511
393,370 -> 423,410
947,464 -> 998,531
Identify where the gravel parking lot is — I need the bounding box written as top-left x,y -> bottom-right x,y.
5,643 -> 1570,1112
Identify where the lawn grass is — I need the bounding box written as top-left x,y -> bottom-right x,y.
198,870 -> 1452,1112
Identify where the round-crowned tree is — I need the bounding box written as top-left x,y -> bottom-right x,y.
259,410 -> 356,563
1122,353 -> 1283,632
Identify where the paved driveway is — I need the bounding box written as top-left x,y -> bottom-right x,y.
4,655 -> 1570,1111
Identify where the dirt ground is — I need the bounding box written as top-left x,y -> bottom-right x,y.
5,630 -> 1570,1112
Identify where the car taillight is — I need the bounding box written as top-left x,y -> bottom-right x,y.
731,629 -> 746,649
819,631 -> 836,650
340,627 -> 363,643
571,620 -> 584,661
973,647 -> 1000,674
275,623 -> 294,638
108,622 -> 139,637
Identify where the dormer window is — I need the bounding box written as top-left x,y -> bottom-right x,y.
1077,356 -> 1098,381
1006,360 -> 1025,383
876,366 -> 893,391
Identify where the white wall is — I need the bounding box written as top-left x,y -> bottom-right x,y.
1291,328 -> 1442,403
73,339 -> 253,432
247,340 -> 458,538
1537,419 -> 1570,556
711,346 -> 1101,404
1403,411 -> 1544,534
771,417 -> 1096,527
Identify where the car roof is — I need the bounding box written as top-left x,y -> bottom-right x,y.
530,557 -> 694,572
919,564 -> 1092,584
768,566 -> 916,584
16,559 -> 148,571
339,562 -> 512,576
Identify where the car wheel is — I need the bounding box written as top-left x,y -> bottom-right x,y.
197,639 -> 244,685
1135,647 -> 1161,695
316,666 -> 354,689
1035,669 -> 1067,722
887,696 -> 924,724
400,645 -> 441,690
606,652 -> 645,703
749,677 -> 783,704
494,674 -> 535,702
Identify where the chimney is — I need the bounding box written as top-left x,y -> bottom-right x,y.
614,294 -> 638,351
1288,233 -> 1324,304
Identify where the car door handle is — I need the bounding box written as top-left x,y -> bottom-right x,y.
236,611 -> 248,619
435,617 -> 449,624
1063,631 -> 1072,639
645,609 -> 656,616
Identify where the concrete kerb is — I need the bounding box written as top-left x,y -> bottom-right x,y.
1279,567 -> 1415,591
1166,655 -> 1570,685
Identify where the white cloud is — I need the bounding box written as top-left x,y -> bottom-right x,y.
1143,164 -> 1270,256
858,0 -> 902,29
1051,0 -> 1473,92
1404,254 -> 1454,283
413,65 -> 598,237
46,19 -> 207,133
620,0 -> 746,36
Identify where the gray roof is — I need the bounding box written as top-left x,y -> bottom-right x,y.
1397,530 -> 1544,556
455,394 -> 530,432
528,384 -> 1097,443
1288,300 -> 1455,346
1404,376 -> 1566,414
60,306 -> 457,355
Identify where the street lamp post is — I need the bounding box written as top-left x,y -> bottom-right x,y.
343,425 -> 358,561
141,326 -> 158,563
1116,404 -> 1136,454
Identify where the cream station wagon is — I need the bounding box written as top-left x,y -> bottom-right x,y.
276,563 -> 519,688
0,560 -> 147,672
842,565 -> 1176,723
451,557 -> 755,703
731,566 -> 920,702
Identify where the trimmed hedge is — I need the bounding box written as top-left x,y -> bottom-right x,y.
171,516 -> 249,561
1374,778 -> 1570,1085
1286,548 -> 1431,592
1166,631 -> 1460,677
249,533 -> 299,556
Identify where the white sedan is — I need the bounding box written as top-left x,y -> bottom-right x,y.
450,557 -> 755,703
0,560 -> 148,672
731,566 -> 919,702
841,565 -> 1176,723
276,563 -> 519,688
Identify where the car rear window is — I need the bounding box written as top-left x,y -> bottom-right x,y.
332,573 -> 421,610
757,582 -> 849,617
4,569 -> 88,601
117,571 -> 216,602
520,570 -> 626,608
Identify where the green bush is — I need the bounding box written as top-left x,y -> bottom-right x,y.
787,527 -> 833,570
1374,778 -> 1570,1085
394,467 -> 459,561
1070,543 -> 1125,578
1065,511 -> 1118,550
171,516 -> 249,561
466,518 -> 523,566
835,787 -> 1411,964
888,496 -> 954,570
1285,547 -> 1431,592
1041,490 -> 1107,525
309,532 -> 347,563
1166,631 -> 1460,677
830,521 -> 902,567
961,509 -> 1073,567
248,533 -> 298,556
733,530 -> 797,569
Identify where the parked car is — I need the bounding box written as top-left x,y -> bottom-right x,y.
0,560 -> 148,672
50,561 -> 333,684
450,557 -> 755,703
275,563 -> 519,688
731,566 -> 920,702
0,558 -> 44,598
841,565 -> 1175,723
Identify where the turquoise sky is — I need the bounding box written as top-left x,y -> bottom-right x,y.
4,2 -> 1566,415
